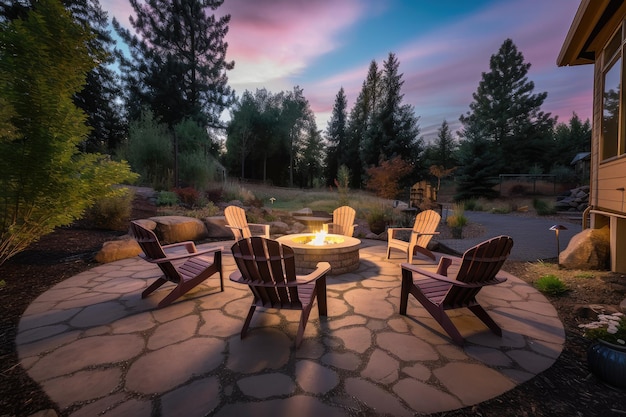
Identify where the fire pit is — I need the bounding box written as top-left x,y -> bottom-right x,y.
276,231 -> 361,275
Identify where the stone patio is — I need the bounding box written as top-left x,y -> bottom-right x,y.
16,239 -> 565,417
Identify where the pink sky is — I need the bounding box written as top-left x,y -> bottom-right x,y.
103,0 -> 592,141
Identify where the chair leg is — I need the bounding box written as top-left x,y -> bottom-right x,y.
296,303 -> 315,348
241,305 -> 256,339
469,304 -> 502,336
315,276 -> 327,317
399,269 -> 412,315
142,277 -> 168,299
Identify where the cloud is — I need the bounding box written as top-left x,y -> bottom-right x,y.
221,0 -> 365,88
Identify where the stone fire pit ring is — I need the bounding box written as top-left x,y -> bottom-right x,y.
276,233 -> 361,275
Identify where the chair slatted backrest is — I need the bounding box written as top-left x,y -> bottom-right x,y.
412,209 -> 441,247
130,221 -> 181,283
224,205 -> 251,240
332,206 -> 356,236
445,235 -> 514,308
231,237 -> 302,309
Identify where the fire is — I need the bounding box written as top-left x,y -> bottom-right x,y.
308,230 -> 328,246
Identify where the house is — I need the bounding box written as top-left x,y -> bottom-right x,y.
558,0 -> 626,273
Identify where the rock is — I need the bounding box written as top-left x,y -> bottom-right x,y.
291,207 -> 312,216
95,236 -> 142,263
149,216 -> 207,244
270,220 -> 290,235
560,226 -> 610,270
290,222 -> 307,234
204,216 -> 231,238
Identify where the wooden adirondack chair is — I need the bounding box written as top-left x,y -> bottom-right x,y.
386,209 -> 441,262
130,221 -> 223,308
229,237 -> 331,347
224,205 -> 270,240
323,205 -> 357,236
399,235 -> 514,345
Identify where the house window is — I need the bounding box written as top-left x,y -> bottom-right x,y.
601,28 -> 625,160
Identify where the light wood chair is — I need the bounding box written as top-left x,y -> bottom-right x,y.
386,209 -> 441,263
399,235 -> 514,345
224,205 -> 270,240
323,205 -> 357,236
129,221 -> 223,308
229,237 -> 331,347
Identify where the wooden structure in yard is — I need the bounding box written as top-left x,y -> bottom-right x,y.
410,181 -> 437,208
558,0 -> 626,273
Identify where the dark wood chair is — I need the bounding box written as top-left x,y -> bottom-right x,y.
229,237 -> 331,347
400,235 -> 514,345
387,209 -> 441,263
323,205 -> 357,236
129,221 -> 223,308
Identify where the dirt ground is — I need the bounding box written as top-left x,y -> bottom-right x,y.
1,214 -> 626,416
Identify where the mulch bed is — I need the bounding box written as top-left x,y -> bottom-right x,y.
1,221 -> 626,416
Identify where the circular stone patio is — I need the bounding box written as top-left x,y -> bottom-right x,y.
16,239 -> 565,417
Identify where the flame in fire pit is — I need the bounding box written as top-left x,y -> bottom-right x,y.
308,230 -> 328,246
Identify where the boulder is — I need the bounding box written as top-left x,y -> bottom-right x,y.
269,220 -> 290,235
204,216 -> 232,238
149,216 -> 207,244
289,222 -> 307,234
559,226 -> 610,270
95,236 -> 142,263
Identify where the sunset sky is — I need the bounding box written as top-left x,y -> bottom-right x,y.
101,0 -> 592,141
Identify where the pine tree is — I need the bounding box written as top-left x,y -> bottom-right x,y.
459,38 -> 555,173
113,0 -> 235,130
69,0 -> 126,153
433,120 -> 457,169
344,85 -> 367,188
324,87 -> 348,186
359,60 -> 383,169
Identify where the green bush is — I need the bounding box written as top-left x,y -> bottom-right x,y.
123,109 -> 173,190
533,198 -> 557,216
535,274 -> 568,296
186,201 -> 220,219
447,202 -> 468,228
157,191 -> 178,206
85,189 -> 134,231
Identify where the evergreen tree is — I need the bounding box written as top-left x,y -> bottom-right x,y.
298,126 -> 325,188
551,113 -> 591,167
454,123 -> 500,201
69,0 -> 126,153
324,87 -> 348,186
459,38 -> 555,174
433,120 -> 457,169
344,85 -> 367,188
359,60 -> 382,169
112,0 -> 235,130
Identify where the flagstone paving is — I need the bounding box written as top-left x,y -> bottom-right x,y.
17,239 -> 565,417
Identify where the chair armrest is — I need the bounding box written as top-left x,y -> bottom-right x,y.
296,262 -> 331,283
401,263 -> 507,287
387,227 -> 412,239
229,261 -> 331,286
144,246 -> 223,264
161,241 -> 197,252
248,223 -> 270,237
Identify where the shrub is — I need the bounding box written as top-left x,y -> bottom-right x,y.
366,156 -> 413,199
174,187 -> 200,207
85,189 -> 134,231
533,198 -> 557,216
366,205 -> 392,234
123,109 -> 173,190
157,191 -> 178,206
186,201 -> 220,219
447,202 -> 468,228
335,164 -> 350,206
535,274 -> 568,296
